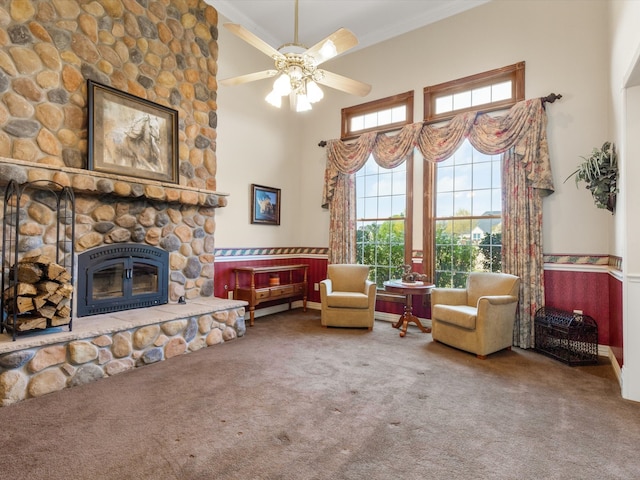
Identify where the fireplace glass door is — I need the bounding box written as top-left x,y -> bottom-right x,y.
77,244 -> 168,317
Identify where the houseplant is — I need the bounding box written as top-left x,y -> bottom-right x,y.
565,141 -> 618,213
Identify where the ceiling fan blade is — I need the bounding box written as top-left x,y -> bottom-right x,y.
224,23 -> 283,60
316,70 -> 372,97
305,28 -> 359,66
219,70 -> 278,87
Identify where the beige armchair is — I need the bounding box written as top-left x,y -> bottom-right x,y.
431,272 -> 520,359
320,264 -> 376,330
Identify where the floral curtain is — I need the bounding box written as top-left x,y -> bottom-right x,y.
322,98 -> 554,348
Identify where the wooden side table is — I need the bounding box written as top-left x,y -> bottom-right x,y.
383,280 -> 434,337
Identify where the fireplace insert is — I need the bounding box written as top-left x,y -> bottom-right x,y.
77,243 -> 168,317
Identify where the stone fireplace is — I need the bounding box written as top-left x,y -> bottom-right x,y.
0,0 -> 242,406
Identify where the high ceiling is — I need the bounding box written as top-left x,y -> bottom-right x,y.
208,0 -> 490,54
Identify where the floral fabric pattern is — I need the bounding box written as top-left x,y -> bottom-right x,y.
323,99 -> 553,346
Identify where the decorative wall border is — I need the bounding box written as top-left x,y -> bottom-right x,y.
214,247 -> 328,258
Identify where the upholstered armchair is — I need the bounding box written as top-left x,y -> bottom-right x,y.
319,264 -> 376,330
431,272 -> 520,359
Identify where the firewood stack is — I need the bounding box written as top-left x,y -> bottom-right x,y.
3,254 -> 73,332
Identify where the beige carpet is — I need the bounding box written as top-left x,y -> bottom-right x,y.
0,309 -> 638,479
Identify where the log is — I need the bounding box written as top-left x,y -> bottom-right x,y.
37,281 -> 60,295
14,263 -> 43,283
56,304 -> 71,318
50,315 -> 70,327
56,283 -> 73,299
46,263 -> 68,282
38,305 -> 57,320
14,297 -> 34,314
20,254 -> 53,265
3,257 -> 73,333
5,315 -> 47,332
3,282 -> 38,300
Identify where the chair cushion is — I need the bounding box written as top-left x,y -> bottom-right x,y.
328,264 -> 370,293
432,304 -> 477,330
467,272 -> 519,306
326,292 -> 370,309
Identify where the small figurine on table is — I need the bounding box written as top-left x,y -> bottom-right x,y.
401,264 -> 429,283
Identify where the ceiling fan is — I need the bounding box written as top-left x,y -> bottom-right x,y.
219,0 -> 372,112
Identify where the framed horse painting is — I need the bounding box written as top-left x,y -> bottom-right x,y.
251,184 -> 281,225
88,80 -> 179,184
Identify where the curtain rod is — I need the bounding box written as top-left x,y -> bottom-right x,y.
317,92 -> 563,147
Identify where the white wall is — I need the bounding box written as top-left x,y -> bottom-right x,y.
216,1 -> 612,257
215,14 -> 303,248
609,0 -> 640,401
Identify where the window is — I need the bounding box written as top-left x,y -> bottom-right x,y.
423,63 -> 525,287
342,92 -> 414,287
423,62 -> 524,123
342,91 -> 413,140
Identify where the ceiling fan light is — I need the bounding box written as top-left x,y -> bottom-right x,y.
296,94 -> 312,112
306,81 -> 324,103
273,74 -> 292,96
319,40 -> 337,60
265,90 -> 282,108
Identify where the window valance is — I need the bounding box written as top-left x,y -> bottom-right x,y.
322,98 -> 554,208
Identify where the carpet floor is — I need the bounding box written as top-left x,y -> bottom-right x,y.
0,309 -> 638,480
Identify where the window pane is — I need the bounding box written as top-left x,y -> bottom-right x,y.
391,195 -> 406,217
392,170 -> 406,194
363,197 -> 377,218
351,115 -> 364,132
453,191 -> 472,215
378,109 -> 392,126
454,165 -> 472,190
363,112 -> 377,129
472,162 -> 492,190
472,189 -> 492,216
364,174 -> 378,197
492,81 -> 512,101
435,95 -> 452,114
378,172 -> 392,195
453,91 -> 471,110
436,191 -> 454,217
472,86 -> 491,106
437,166 -> 454,192
391,106 -> 406,123
378,196 -> 392,217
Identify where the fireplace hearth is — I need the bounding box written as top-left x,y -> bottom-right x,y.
77,243 -> 169,317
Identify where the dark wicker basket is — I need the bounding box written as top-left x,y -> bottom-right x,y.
534,307 -> 598,366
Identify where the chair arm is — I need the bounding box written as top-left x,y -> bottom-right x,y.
319,279 -> 332,303
431,288 -> 468,306
478,295 -> 518,306
364,280 -> 376,295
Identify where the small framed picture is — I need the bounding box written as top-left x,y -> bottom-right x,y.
87,80 -> 179,184
251,184 -> 281,225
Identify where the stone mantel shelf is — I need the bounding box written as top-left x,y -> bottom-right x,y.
0,157 -> 229,208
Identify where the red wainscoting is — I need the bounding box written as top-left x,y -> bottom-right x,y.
213,256 -> 430,319
543,269 -> 611,346
214,256 -> 623,364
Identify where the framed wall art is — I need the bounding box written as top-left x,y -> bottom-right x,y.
251,184 -> 281,225
87,80 -> 179,183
